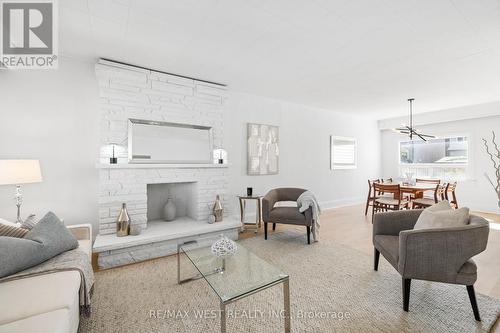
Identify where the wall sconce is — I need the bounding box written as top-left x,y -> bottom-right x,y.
213,149 -> 227,164
109,143 -> 118,164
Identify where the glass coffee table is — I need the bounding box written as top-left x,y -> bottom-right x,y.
177,239 -> 291,333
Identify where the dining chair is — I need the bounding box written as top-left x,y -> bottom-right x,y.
446,182 -> 459,208
378,178 -> 393,196
412,183 -> 447,209
415,178 -> 441,184
365,179 -> 380,215
408,178 -> 441,203
372,183 -> 408,222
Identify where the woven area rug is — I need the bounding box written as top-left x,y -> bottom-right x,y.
79,229 -> 500,332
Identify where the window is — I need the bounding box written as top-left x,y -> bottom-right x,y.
399,136 -> 469,180
331,136 -> 357,170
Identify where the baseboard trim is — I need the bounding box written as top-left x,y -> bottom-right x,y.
320,197 -> 365,210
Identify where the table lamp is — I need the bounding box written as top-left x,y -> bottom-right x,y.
0,160 -> 43,223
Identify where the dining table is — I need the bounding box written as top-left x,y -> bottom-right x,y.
376,182 -> 437,199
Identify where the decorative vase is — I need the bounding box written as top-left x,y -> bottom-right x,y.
211,234 -> 238,258
129,224 -> 142,236
163,198 -> 176,221
208,214 -> 216,224
405,172 -> 414,185
213,195 -> 223,222
116,203 -> 130,237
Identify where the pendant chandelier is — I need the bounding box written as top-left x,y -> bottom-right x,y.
395,98 -> 435,141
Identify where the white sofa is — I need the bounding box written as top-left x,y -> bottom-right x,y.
0,224 -> 92,333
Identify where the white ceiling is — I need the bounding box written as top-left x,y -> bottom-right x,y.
59,0 -> 500,118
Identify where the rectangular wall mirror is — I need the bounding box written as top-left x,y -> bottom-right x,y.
128,119 -> 213,164
331,136 -> 357,170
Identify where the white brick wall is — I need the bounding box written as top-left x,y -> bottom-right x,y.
98,167 -> 230,235
96,60 -> 229,235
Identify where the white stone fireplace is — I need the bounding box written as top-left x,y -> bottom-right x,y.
93,162 -> 241,269
92,59 -> 241,269
97,165 -> 231,235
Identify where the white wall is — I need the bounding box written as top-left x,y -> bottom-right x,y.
224,92 -> 381,210
380,106 -> 500,212
0,58 -> 100,227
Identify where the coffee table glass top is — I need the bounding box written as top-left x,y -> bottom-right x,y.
180,242 -> 288,303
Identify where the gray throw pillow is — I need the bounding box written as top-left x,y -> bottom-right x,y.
0,212 -> 78,278
414,201 -> 470,230
20,214 -> 39,230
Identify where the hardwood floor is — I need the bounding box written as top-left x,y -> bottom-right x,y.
240,204 -> 500,331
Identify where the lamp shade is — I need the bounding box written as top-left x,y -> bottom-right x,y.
0,160 -> 43,185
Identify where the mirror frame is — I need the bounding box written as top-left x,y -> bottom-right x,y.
127,118 -> 214,164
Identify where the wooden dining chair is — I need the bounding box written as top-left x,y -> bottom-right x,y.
412,183 -> 447,209
446,182 -> 459,208
372,183 -> 408,222
365,179 -> 380,215
407,178 -> 441,202
378,178 -> 393,196
416,178 -> 441,184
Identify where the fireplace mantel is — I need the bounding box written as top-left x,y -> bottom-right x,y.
96,163 -> 228,169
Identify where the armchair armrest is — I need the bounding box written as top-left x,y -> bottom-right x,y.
373,209 -> 423,240
67,223 -> 92,241
398,223 -> 489,283
303,206 -> 313,223
262,191 -> 279,223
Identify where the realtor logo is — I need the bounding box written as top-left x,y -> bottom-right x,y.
1,0 -> 58,69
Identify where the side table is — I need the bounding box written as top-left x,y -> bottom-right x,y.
237,195 -> 263,233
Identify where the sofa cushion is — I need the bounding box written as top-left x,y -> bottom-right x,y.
0,270 -> 80,330
24,212 -> 78,254
0,218 -> 28,238
269,207 -> 307,225
414,201 -> 469,230
20,214 -> 39,230
0,212 -> 78,278
374,235 -> 399,269
0,309 -> 72,333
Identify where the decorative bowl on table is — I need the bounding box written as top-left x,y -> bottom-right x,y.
211,234 -> 238,258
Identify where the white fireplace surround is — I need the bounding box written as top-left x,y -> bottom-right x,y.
94,163 -> 241,269
95,59 -> 231,235
97,164 -> 230,235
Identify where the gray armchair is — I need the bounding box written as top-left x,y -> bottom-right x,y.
262,188 -> 313,244
373,209 -> 489,321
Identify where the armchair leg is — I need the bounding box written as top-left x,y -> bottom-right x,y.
403,278 -> 411,311
272,223 -> 276,231
467,285 -> 481,321
306,226 -> 311,244
374,248 -> 380,271
264,222 -> 268,240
